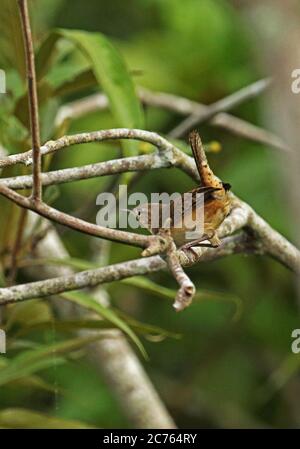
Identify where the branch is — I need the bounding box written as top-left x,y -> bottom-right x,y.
0,128 -> 176,169
166,239 -> 196,312
55,85 -> 290,152
141,88 -> 289,150
0,154 -> 170,190
210,113 -> 290,152
0,201 -> 298,305
169,78 -> 272,137
0,128 -> 298,307
17,0 -> 42,201
0,140 -> 177,427
0,129 -> 184,254
21,212 -> 176,429
155,223 -> 196,312
89,330 -> 176,428
0,182 -> 162,250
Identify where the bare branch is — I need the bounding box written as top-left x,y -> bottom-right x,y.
139,87 -> 206,116
169,78 -> 272,137
0,182 -> 165,251
0,201 -> 298,305
0,154 -> 170,190
0,128 -> 176,169
210,113 -> 291,152
0,128 -> 298,307
167,240 -> 196,312
0,129 -> 188,255
17,0 -> 42,200
55,94 -> 109,126
89,330 -> 176,428
153,223 -> 196,311
0,254 -> 165,304
54,86 -> 289,152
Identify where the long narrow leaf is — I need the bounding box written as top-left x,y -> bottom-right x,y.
36,29 -> 144,157
0,408 -> 95,429
61,291 -> 147,358
0,334 -> 105,386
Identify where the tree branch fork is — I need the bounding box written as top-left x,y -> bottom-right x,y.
12,0 -> 296,427
3,1 -> 296,309
0,128 -> 299,308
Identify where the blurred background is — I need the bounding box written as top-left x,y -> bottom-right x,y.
0,0 -> 299,429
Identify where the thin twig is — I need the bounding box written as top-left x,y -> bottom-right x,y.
154,222 -> 196,312
0,128 -> 298,268
210,113 -> 290,152
0,202 -> 298,305
54,85 -> 289,152
166,239 -> 196,311
0,129 -> 298,308
0,129 -> 176,169
0,154 -> 171,190
0,182 -> 163,250
0,233 -> 249,305
169,78 -> 272,138
17,0 -> 42,201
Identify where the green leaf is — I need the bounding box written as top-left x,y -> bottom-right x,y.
36,29 -> 144,154
0,355 -> 66,387
15,317 -> 179,342
16,376 -> 59,393
0,334 -> 105,386
122,276 -> 243,321
59,29 -> 143,127
8,374 -> 60,394
5,300 -> 53,332
36,32 -> 62,81
53,68 -> 97,97
61,291 -> 147,359
0,115 -> 28,152
0,408 -> 95,429
117,312 -> 180,341
0,1 -> 26,77
15,319 -> 113,337
122,276 -> 176,300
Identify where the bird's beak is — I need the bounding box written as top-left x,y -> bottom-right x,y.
222,182 -> 231,191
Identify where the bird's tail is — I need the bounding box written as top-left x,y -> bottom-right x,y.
189,130 -> 222,189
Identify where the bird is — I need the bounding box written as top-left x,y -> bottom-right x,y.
131,130 -> 232,252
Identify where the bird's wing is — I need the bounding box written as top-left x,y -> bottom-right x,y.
171,186 -> 221,227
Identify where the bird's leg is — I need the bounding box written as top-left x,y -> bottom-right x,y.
179,230 -> 221,257
208,230 -> 221,247
179,235 -> 213,257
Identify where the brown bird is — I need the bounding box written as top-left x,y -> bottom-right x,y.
132,130 -> 232,251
